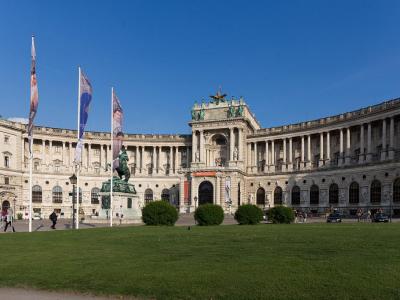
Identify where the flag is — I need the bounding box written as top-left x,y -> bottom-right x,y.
74,69 -> 92,164
28,36 -> 38,155
112,89 -> 123,170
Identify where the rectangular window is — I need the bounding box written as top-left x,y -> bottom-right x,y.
4,177 -> 9,185
55,146 -> 61,153
34,162 -> 39,171
4,136 -> 9,144
94,149 -> 100,156
54,164 -> 60,173
4,156 -> 9,168
95,167 -> 100,174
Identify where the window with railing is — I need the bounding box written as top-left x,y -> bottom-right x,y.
32,185 -> 42,203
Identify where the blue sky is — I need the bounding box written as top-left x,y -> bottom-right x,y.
1,0 -> 400,134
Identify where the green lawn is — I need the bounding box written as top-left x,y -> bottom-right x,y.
0,224 -> 399,300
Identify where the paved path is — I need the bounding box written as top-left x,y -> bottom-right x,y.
2,215 -> 399,233
0,288 -> 137,299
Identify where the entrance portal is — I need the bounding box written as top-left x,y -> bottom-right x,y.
2,200 -> 10,210
198,181 -> 214,205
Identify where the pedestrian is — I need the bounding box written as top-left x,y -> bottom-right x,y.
367,209 -> 371,222
49,210 -> 58,229
357,209 -> 362,222
303,211 -> 307,223
4,208 -> 15,232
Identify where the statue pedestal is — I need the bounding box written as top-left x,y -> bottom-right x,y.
98,192 -> 142,224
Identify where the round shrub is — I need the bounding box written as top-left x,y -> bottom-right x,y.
267,206 -> 295,224
234,204 -> 264,225
142,200 -> 178,226
194,204 -> 224,226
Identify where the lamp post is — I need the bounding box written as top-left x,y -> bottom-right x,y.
13,197 -> 17,219
69,174 -> 77,229
389,191 -> 393,223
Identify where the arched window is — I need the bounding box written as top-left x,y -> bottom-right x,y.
329,183 -> 339,204
32,185 -> 42,203
310,185 -> 319,205
393,178 -> 400,203
161,189 -> 170,202
52,186 -> 63,203
274,187 -> 283,205
349,182 -> 359,204
144,189 -> 153,204
91,188 -> 100,204
370,180 -> 381,203
256,187 -> 265,205
291,186 -> 300,205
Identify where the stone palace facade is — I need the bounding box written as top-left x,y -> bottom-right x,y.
1,94 -> 400,219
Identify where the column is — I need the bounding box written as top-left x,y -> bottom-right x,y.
140,146 -> 143,173
247,143 -> 251,171
270,140 -> 275,172
381,119 -> 387,161
359,125 -> 364,163
215,176 -> 221,206
326,132 -> 331,163
69,142 -> 73,169
366,123 -> 372,162
253,142 -> 258,172
288,138 -> 293,171
61,141 -> 65,165
175,146 -> 179,173
192,131 -> 197,163
301,136 -> 305,169
42,140 -> 46,163
186,146 -> 190,167
345,128 -> 351,165
238,128 -> 243,161
99,144 -> 103,171
264,140 -> 269,173
319,133 -> 324,167
307,135 -> 311,168
339,129 -> 344,166
282,139 -> 287,171
389,117 -> 395,159
230,127 -> 234,161
152,146 -> 156,174
199,130 -> 204,163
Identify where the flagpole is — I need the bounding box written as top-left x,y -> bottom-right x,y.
76,66 -> 81,230
110,87 -> 114,227
28,138 -> 33,232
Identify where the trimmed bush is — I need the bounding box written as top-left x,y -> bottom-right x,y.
17,213 -> 23,220
142,200 -> 178,226
267,206 -> 295,224
234,204 -> 264,225
194,204 -> 224,226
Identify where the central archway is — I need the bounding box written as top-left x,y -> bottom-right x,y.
198,181 -> 214,205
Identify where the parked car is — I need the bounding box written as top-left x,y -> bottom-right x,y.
372,213 -> 389,223
327,213 -> 342,223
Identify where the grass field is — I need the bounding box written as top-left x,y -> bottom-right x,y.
0,223 -> 399,300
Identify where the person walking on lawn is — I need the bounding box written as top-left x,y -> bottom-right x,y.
4,208 -> 15,232
49,210 -> 58,229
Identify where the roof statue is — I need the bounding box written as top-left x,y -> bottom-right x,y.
210,86 -> 227,105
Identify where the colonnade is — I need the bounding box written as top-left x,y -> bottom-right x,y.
247,117 -> 397,173
23,138 -> 190,176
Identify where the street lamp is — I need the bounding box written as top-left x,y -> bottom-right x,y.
69,174 -> 77,229
389,191 -> 393,223
13,197 -> 17,219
